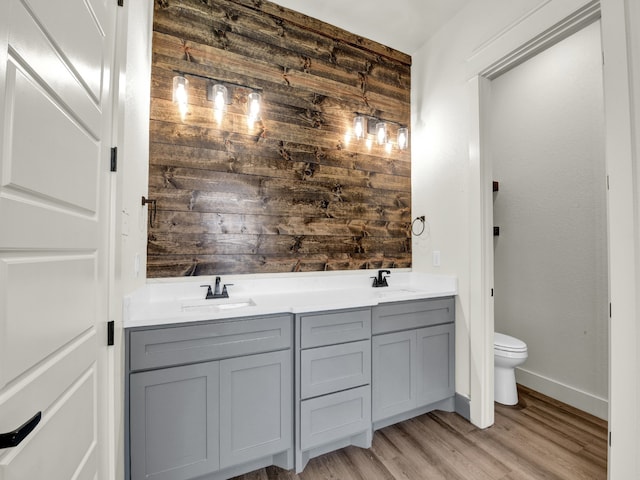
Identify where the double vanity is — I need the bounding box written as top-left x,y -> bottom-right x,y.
124,272 -> 457,480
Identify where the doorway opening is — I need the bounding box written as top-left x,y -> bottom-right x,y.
490,19 -> 608,420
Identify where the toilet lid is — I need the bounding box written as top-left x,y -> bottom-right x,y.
494,332 -> 527,352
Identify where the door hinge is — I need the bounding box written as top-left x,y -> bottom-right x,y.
117,0 -> 124,6
606,175 -> 609,190
609,303 -> 612,318
107,321 -> 115,346
110,147 -> 117,172
609,431 -> 612,446
491,288 -> 494,297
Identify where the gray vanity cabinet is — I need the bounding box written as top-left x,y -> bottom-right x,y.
219,350 -> 292,468
127,314 -> 293,480
130,362 -> 220,480
372,297 -> 455,429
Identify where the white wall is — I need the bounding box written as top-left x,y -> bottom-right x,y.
411,0 -> 545,400
111,1 -> 153,478
490,21 -> 608,418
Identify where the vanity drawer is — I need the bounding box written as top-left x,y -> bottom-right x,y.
372,297 -> 454,335
300,308 -> 371,348
129,314 -> 292,371
300,340 -> 371,399
300,386 -> 371,450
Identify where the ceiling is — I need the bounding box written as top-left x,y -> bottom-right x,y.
270,0 -> 477,55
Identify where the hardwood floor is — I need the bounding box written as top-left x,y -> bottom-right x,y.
232,385 -> 607,480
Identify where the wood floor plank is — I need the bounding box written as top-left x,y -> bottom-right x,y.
232,386 -> 607,480
398,417 -> 500,480
580,439 -> 608,470
519,386 -> 607,434
489,410 -> 603,479
375,425 -> 456,479
426,409 -> 477,436
420,413 -> 511,479
468,417 -> 567,479
341,445 -> 396,480
497,403 -> 586,453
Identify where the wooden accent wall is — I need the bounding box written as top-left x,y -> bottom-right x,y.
148,0 -> 412,277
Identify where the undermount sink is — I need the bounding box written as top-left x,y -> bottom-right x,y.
181,298 -> 256,312
373,288 -> 422,298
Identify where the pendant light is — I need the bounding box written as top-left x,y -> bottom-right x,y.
172,75 -> 189,121
247,92 -> 261,127
376,122 -> 387,145
353,116 -> 366,140
210,84 -> 228,124
397,127 -> 408,150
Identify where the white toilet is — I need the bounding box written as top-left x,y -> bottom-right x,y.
494,332 -> 528,405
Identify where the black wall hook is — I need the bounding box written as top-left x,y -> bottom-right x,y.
142,196 -> 157,228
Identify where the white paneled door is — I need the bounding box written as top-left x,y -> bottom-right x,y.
0,0 -> 116,478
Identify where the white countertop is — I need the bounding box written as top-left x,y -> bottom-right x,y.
124,271 -> 457,328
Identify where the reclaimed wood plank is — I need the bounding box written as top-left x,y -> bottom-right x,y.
152,12 -> 411,96
149,120 -> 411,177
150,96 -> 408,161
150,211 -> 410,237
148,143 -> 411,191
147,189 -> 411,223
223,0 -> 412,65
147,232 -> 410,256
147,253 -> 411,277
151,63 -> 409,129
151,49 -> 409,119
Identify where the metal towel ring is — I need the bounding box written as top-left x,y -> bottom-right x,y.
411,216 -> 425,236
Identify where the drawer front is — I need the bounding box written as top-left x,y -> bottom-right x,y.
372,297 -> 454,335
301,340 -> 371,399
300,308 -> 371,348
300,386 -> 371,450
129,314 -> 292,371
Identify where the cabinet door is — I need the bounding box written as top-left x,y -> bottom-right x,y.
416,323 -> 455,406
130,362 -> 220,480
219,350 -> 292,469
372,330 -> 416,422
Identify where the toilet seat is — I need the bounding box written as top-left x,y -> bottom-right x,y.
494,332 -> 527,353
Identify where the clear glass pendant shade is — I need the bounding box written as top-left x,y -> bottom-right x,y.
172,76 -> 189,120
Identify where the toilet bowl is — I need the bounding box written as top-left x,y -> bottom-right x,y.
494,332 -> 528,405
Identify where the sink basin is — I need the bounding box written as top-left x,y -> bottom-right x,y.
181,298 -> 256,312
373,288 -> 422,298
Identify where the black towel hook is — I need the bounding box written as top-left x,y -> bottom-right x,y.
142,196 -> 157,228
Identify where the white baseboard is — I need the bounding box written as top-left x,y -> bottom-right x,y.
515,367 -> 608,420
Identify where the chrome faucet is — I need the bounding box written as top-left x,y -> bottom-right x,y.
201,276 -> 233,299
371,270 -> 390,288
